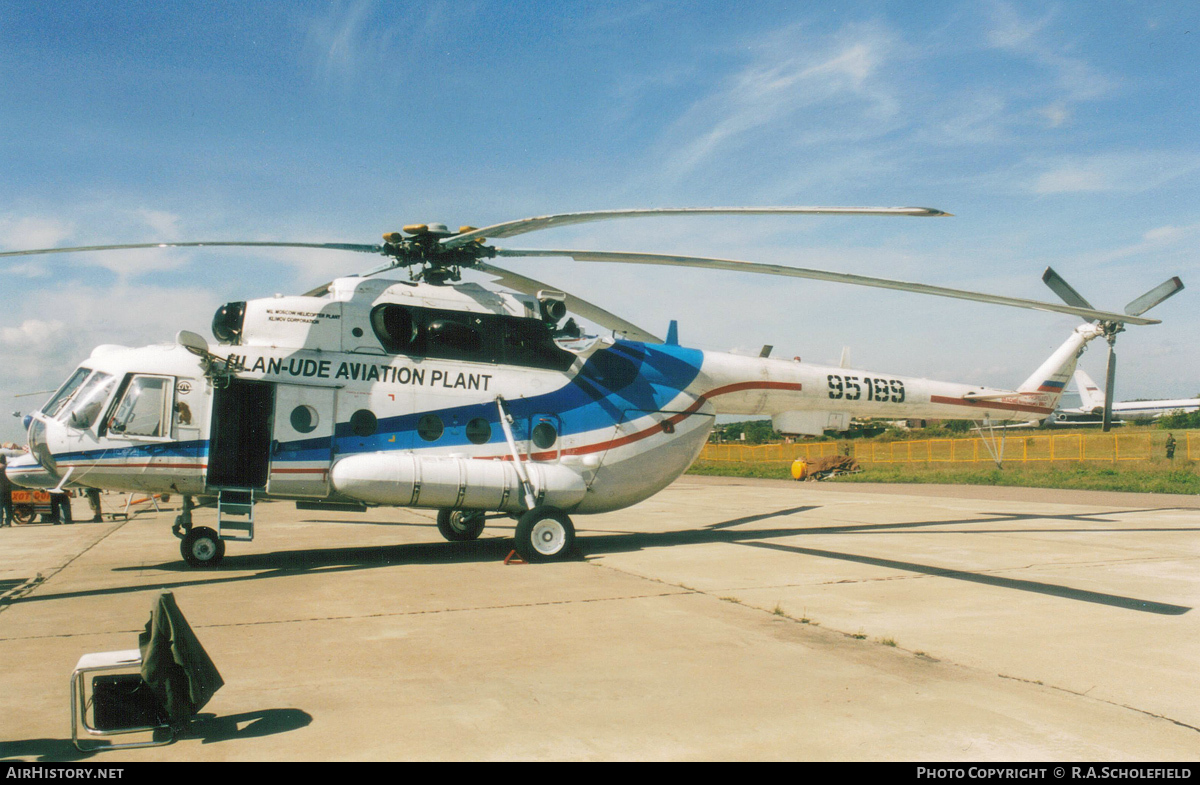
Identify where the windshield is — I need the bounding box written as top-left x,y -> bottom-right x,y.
41,367 -> 92,418
62,372 -> 116,431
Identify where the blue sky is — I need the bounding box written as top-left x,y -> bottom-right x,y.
2,1 -> 1198,442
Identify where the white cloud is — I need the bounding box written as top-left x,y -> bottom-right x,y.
1033,166 -> 1109,194
300,0 -> 470,91
0,318 -> 71,355
1,206 -> 212,279
0,215 -> 75,251
1030,152 -> 1200,194
655,21 -> 901,182
1038,103 -> 1070,128
984,2 -> 1116,102
1082,221 -> 1200,267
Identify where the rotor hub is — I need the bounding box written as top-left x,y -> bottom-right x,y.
380,225 -> 495,283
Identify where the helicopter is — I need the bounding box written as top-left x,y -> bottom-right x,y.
1,207 -> 1183,566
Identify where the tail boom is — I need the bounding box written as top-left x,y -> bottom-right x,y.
690,323 -> 1110,432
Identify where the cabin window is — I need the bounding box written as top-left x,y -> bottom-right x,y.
289,405 -> 319,434
417,414 -> 444,442
369,303 -> 573,371
532,421 -> 558,449
465,418 -> 492,445
350,409 -> 377,437
106,375 -> 171,438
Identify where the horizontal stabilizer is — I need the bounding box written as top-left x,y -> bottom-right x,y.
962,390 -> 1022,401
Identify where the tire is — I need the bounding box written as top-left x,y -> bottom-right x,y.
514,506 -> 575,562
436,509 -> 487,542
13,506 -> 35,525
181,526 -> 225,568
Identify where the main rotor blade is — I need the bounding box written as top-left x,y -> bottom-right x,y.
496,248 -> 1161,326
0,241 -> 383,258
442,206 -> 950,248
475,262 -> 662,344
301,256 -> 429,297
1041,267 -> 1095,310
1124,276 -> 1184,316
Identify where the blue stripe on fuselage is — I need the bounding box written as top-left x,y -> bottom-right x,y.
43,343 -> 708,466
333,342 -> 706,456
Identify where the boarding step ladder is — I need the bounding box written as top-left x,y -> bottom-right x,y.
216,488 -> 255,542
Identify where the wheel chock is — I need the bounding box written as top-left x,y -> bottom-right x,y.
504,549 -> 527,565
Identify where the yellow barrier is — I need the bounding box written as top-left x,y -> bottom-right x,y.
699,431 -> 1189,464
699,441 -> 841,464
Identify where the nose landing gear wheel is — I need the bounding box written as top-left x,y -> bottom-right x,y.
514,506 -> 575,562
437,509 -> 487,542
181,526 -> 225,568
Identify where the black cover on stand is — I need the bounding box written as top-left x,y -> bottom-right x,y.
91,674 -> 168,730
138,590 -> 224,722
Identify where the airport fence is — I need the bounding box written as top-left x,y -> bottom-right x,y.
698,431 -> 1197,464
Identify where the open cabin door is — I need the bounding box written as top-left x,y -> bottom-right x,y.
267,384 -> 337,498
207,379 -> 273,489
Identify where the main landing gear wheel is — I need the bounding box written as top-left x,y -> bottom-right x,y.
172,495 -> 196,539
514,506 -> 576,563
181,526 -> 225,568
437,509 -> 487,542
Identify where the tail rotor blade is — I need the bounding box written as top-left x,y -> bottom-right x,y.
1125,277 -> 1184,316
1102,345 -> 1117,433
1042,267 -> 1095,311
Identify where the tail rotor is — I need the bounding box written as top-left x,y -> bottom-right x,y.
1042,268 -> 1184,431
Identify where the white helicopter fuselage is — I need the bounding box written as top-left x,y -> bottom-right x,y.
7,276 -> 1088,518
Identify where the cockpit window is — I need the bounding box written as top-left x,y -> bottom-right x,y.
62,372 -> 116,431
107,375 -> 172,438
41,367 -> 92,418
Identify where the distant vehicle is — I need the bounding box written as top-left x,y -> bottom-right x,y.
10,488 -> 72,524
1050,370 -> 1200,424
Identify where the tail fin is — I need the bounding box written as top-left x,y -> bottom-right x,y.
1073,369 -> 1106,414
1016,323 -> 1105,411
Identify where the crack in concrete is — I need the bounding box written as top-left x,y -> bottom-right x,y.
0,519 -> 133,616
589,549 -> 1200,737
998,674 -> 1200,735
0,588 -> 697,641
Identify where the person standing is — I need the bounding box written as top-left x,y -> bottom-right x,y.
86,487 -> 104,522
0,455 -> 12,527
1166,433 -> 1177,460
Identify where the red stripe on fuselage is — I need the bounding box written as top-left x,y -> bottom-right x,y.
929,395 -> 1053,415
486,380 -> 804,461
